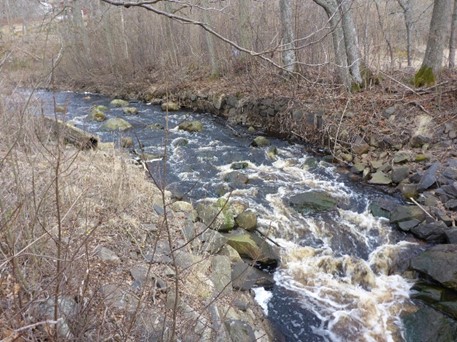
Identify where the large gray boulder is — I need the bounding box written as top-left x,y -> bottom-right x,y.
231,261 -> 274,290
196,200 -> 235,232
410,221 -> 448,243
110,99 -> 129,107
390,205 -> 426,231
101,118 -> 132,131
410,244 -> 457,290
417,162 -> 441,192
178,120 -> 203,132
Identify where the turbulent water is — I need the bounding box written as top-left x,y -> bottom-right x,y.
34,90 -> 419,341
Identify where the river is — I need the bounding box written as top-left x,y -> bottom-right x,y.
34,89 -> 419,341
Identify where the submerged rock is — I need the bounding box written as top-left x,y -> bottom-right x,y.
288,191 -> 337,214
101,118 -> 132,131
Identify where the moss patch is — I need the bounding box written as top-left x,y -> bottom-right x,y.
414,66 -> 436,87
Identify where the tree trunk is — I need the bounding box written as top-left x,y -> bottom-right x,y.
449,0 -> 457,68
203,4 -> 219,77
397,0 -> 414,67
279,0 -> 297,73
421,0 -> 452,73
339,0 -> 362,83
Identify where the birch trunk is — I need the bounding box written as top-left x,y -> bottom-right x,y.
339,0 -> 362,83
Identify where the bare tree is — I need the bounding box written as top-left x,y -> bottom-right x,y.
279,0 -> 297,72
449,0 -> 457,67
397,0 -> 414,67
415,0 -> 452,86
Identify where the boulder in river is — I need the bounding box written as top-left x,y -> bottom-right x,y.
390,205 -> 426,230
410,244 -> 457,291
123,107 -> 139,115
195,200 -> 235,232
235,210 -> 257,231
110,99 -> 129,107
224,229 -> 279,266
251,136 -> 270,147
101,118 -> 132,131
288,191 -> 337,214
223,171 -> 249,186
88,105 -> 107,122
161,101 -> 180,111
178,120 -> 203,132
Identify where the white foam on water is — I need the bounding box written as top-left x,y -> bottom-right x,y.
252,287 -> 273,315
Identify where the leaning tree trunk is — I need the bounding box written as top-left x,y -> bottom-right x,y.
415,0 -> 452,86
449,0 -> 457,68
279,0 -> 297,73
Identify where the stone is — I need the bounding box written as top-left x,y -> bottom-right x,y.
213,94 -> 225,110
402,305 -> 457,342
351,136 -> 370,155
411,281 -> 457,320
267,146 -> 278,160
368,171 -> 392,185
96,246 -> 120,263
351,162 -> 366,174
370,159 -> 385,170
393,151 -> 411,164
442,182 -> 457,198
340,153 -> 353,163
398,219 -> 422,231
196,201 -> 235,232
120,137 -> 133,148
223,171 -> 249,186
219,245 -> 243,262
88,105 -> 108,122
390,206 -> 426,226
224,320 -> 256,342
417,162 -> 440,192
399,184 -> 418,199
414,154 -> 430,162
445,229 -> 457,243
383,106 -> 396,118
231,162 -> 249,170
445,199 -> 457,210
39,297 -> 78,338
100,284 -> 138,311
123,107 -> 139,115
172,137 -> 189,147
410,221 -> 448,243
391,166 -> 410,184
161,101 -> 180,111
247,126 -> 256,133
110,99 -> 129,107
101,118 -> 132,131
251,136 -> 271,147
235,210 -> 257,231
171,201 -> 194,213
211,256 -> 232,296
231,261 -> 274,290
288,191 -> 337,214
147,123 -> 164,130
200,229 -> 228,254
411,244 -> 457,290
178,120 -> 203,132
443,167 -> 457,181
410,135 -> 430,148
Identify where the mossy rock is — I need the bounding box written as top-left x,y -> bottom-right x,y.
178,120 -> 203,132
110,99 -> 129,107
161,101 -> 180,112
88,105 -> 108,122
251,136 -> 270,147
414,65 -> 435,87
101,118 -> 132,131
123,107 -> 139,115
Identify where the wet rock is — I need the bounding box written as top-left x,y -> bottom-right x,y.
403,305 -> 457,342
123,107 -> 139,115
417,162 -> 440,192
390,205 -> 426,227
231,261 -> 274,290
393,150 -> 411,164
267,146 -> 278,160
445,229 -> 457,243
120,137 -> 133,148
101,118 -> 132,131
224,319 -> 256,342
161,101 -> 180,111
224,229 -> 279,266
96,246 -> 120,263
369,199 -> 396,219
88,105 -> 107,122
411,244 -> 457,290
288,191 -> 337,214
223,171 -> 249,186
399,184 -> 418,199
231,161 -> 249,170
351,162 -> 366,174
351,136 -> 370,155
398,219 -> 422,231
178,120 -> 203,132
445,199 -> 457,210
251,136 -> 271,147
235,210 -> 257,231
368,171 -> 392,185
411,281 -> 457,320
410,221 -> 448,243
110,99 -> 129,107
172,137 -> 189,147
391,166 -> 410,183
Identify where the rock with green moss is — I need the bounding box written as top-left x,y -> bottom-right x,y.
235,210 -> 257,231
123,107 -> 139,115
161,101 -> 180,112
251,136 -> 270,147
101,118 -> 132,131
178,121 -> 203,132
288,191 -> 337,214
110,99 -> 129,107
196,200 -> 235,232
414,65 -> 436,87
88,105 -> 108,122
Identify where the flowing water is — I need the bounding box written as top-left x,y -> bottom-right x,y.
33,90 -> 419,341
